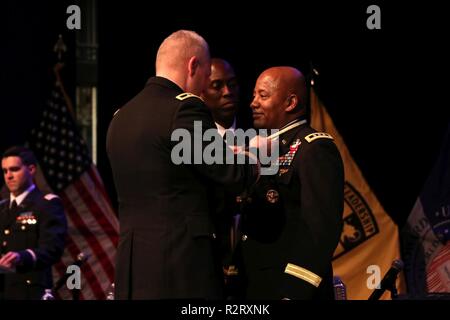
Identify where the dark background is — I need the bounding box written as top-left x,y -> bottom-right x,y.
1,1 -> 448,227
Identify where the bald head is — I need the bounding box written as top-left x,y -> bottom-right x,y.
259,67 -> 307,108
251,66 -> 307,129
155,30 -> 211,95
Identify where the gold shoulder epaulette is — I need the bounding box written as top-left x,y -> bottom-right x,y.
175,92 -> 202,101
305,132 -> 334,143
44,193 -> 59,201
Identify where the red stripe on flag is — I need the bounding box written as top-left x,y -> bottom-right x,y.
54,259 -> 67,280
53,234 -> 88,300
73,176 -> 118,247
60,192 -> 115,283
63,232 -> 105,300
87,166 -> 116,218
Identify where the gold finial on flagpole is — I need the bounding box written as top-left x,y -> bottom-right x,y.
309,61 -> 319,86
51,34 -> 75,118
53,34 -> 67,62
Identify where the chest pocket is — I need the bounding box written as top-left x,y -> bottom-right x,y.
241,176 -> 285,242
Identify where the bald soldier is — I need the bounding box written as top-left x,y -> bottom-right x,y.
106,31 -> 259,299
239,67 -> 344,299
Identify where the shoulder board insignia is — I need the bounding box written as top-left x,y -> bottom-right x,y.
305,132 -> 334,143
0,199 -> 8,205
44,194 -> 59,201
113,108 -> 121,117
175,92 -> 202,101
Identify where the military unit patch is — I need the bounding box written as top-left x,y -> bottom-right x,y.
266,189 -> 280,203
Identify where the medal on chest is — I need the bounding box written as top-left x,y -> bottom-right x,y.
277,138 -> 301,167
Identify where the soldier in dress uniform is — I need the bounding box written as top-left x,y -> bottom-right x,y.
238,66 -> 344,299
201,58 -> 248,299
0,146 -> 67,300
106,30 -> 260,299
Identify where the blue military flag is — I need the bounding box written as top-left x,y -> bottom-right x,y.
402,123 -> 450,295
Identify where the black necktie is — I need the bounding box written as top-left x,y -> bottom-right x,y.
10,200 -> 17,211
5,200 -> 18,225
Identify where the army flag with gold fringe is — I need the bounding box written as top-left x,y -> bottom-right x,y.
310,87 -> 405,299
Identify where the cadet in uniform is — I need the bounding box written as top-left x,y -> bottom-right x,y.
106,30 -> 259,299
239,66 -> 344,299
0,146 -> 67,300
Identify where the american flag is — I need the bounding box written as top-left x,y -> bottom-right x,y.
28,66 -> 119,299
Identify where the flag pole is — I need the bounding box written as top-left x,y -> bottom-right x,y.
307,61 -> 319,123
53,34 -> 67,63
52,35 -> 75,119
308,61 -> 320,87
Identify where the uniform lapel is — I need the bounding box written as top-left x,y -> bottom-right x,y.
0,199 -> 11,230
2,201 -> 19,229
19,188 -> 40,210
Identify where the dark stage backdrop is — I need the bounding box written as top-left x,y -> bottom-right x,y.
1,1 -> 448,228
